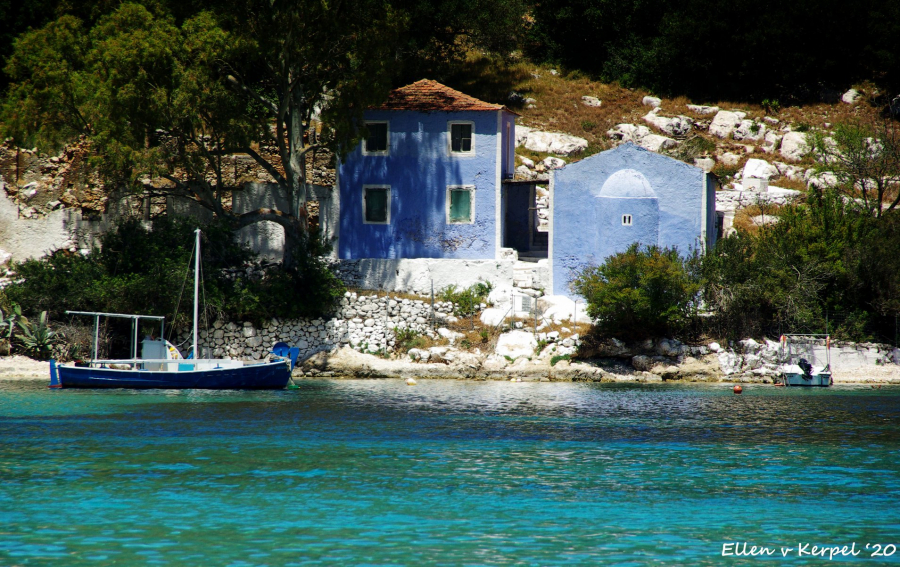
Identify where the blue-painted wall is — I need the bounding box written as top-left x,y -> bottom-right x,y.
338,109 -> 515,259
551,143 -> 716,297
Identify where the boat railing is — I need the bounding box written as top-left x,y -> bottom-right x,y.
72,358 -> 286,369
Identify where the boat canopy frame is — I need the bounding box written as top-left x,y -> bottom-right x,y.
66,311 -> 166,362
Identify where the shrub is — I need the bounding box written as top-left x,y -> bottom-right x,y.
393,327 -> 425,352
439,281 -> 493,317
4,217 -> 345,327
571,244 -> 701,340
550,354 -> 570,366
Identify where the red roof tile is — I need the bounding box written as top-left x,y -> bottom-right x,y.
375,79 -> 509,112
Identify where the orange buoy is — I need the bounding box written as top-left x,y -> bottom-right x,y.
733,385 -> 743,394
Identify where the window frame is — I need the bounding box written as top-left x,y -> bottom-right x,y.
622,214 -> 633,226
446,185 -> 476,224
362,185 -> 391,225
362,121 -> 390,156
448,121 -> 475,156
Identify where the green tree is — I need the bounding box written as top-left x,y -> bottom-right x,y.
812,119 -> 900,218
2,1 -> 406,268
571,244 -> 701,340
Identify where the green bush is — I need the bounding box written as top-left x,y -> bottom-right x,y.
571,244 -> 701,340
700,187 -> 900,341
3,217 -> 345,327
439,281 -> 493,317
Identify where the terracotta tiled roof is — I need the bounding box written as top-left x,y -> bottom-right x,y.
375,79 -> 509,112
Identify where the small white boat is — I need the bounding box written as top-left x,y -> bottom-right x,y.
778,334 -> 832,387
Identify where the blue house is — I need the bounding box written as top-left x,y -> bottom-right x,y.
550,143 -> 717,297
337,80 -> 517,259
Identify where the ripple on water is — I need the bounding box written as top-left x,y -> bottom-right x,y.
1,380 -> 899,565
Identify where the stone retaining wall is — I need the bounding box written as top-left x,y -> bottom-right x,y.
178,291 -> 455,361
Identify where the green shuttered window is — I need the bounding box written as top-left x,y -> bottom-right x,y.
447,187 -> 473,223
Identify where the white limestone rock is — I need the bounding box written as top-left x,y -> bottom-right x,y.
779,131 -> 810,161
643,110 -> 693,137
686,104 -> 720,115
581,95 -> 602,107
642,96 -> 662,108
518,155 -> 535,168
639,134 -> 678,153
709,110 -> 747,138
608,123 -> 651,145
841,89 -> 861,104
479,308 -> 508,327
761,131 -> 782,154
495,330 -> 538,360
742,158 -> 778,180
694,157 -> 715,172
733,120 -> 766,142
718,152 -> 741,166
718,351 -> 742,375
536,295 -> 591,324
542,156 -> 566,170
518,129 -> 588,156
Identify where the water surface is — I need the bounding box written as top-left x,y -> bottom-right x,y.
2,380 -> 899,565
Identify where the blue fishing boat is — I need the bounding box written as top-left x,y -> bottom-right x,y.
49,230 -> 296,390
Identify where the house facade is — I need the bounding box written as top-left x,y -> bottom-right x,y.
337,80 -> 517,260
550,143 -> 717,297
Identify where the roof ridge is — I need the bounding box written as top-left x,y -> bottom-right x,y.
374,79 -> 510,113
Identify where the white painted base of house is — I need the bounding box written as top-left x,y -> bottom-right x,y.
334,258 -> 516,295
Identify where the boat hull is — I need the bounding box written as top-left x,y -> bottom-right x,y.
782,372 -> 832,387
55,361 -> 291,390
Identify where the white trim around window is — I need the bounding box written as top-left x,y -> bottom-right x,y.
362,121 -> 390,156
446,185 -> 475,224
622,214 -> 633,226
448,121 -> 475,156
362,185 -> 391,225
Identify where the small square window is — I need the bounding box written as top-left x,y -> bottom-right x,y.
363,187 -> 390,224
450,123 -> 473,153
447,186 -> 474,223
622,214 -> 633,226
363,122 -> 388,154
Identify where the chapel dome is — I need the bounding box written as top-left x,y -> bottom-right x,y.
598,169 -> 657,199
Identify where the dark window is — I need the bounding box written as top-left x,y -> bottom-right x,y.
451,123 -> 473,153
364,188 -> 389,223
364,122 -> 388,153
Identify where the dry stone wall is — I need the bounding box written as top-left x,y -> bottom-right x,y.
178,291 -> 455,361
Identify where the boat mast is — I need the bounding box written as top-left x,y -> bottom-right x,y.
193,228 -> 200,360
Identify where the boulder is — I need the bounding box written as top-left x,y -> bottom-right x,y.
742,158 -> 778,180
686,104 -> 720,115
640,134 -> 677,153
536,295 -> 591,324
581,96 -> 602,107
608,123 -> 651,144
709,110 -> 747,138
718,152 -> 741,166
733,120 -> 766,142
761,131 -> 782,154
495,330 -> 538,360
642,96 -> 662,108
717,351 -> 742,375
518,129 -> 588,156
841,89 -> 861,104
542,156 -> 566,170
518,155 -> 535,168
632,355 -> 654,371
643,110 -> 693,137
694,157 -> 715,172
780,132 -> 810,161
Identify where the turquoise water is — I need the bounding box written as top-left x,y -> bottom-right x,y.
2,380 -> 900,566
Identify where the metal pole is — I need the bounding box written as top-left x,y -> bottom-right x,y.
93,315 -> 99,361
431,280 -> 435,330
132,317 -> 138,360
193,229 -> 200,359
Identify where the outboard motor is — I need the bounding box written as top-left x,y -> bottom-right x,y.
798,358 -> 813,378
